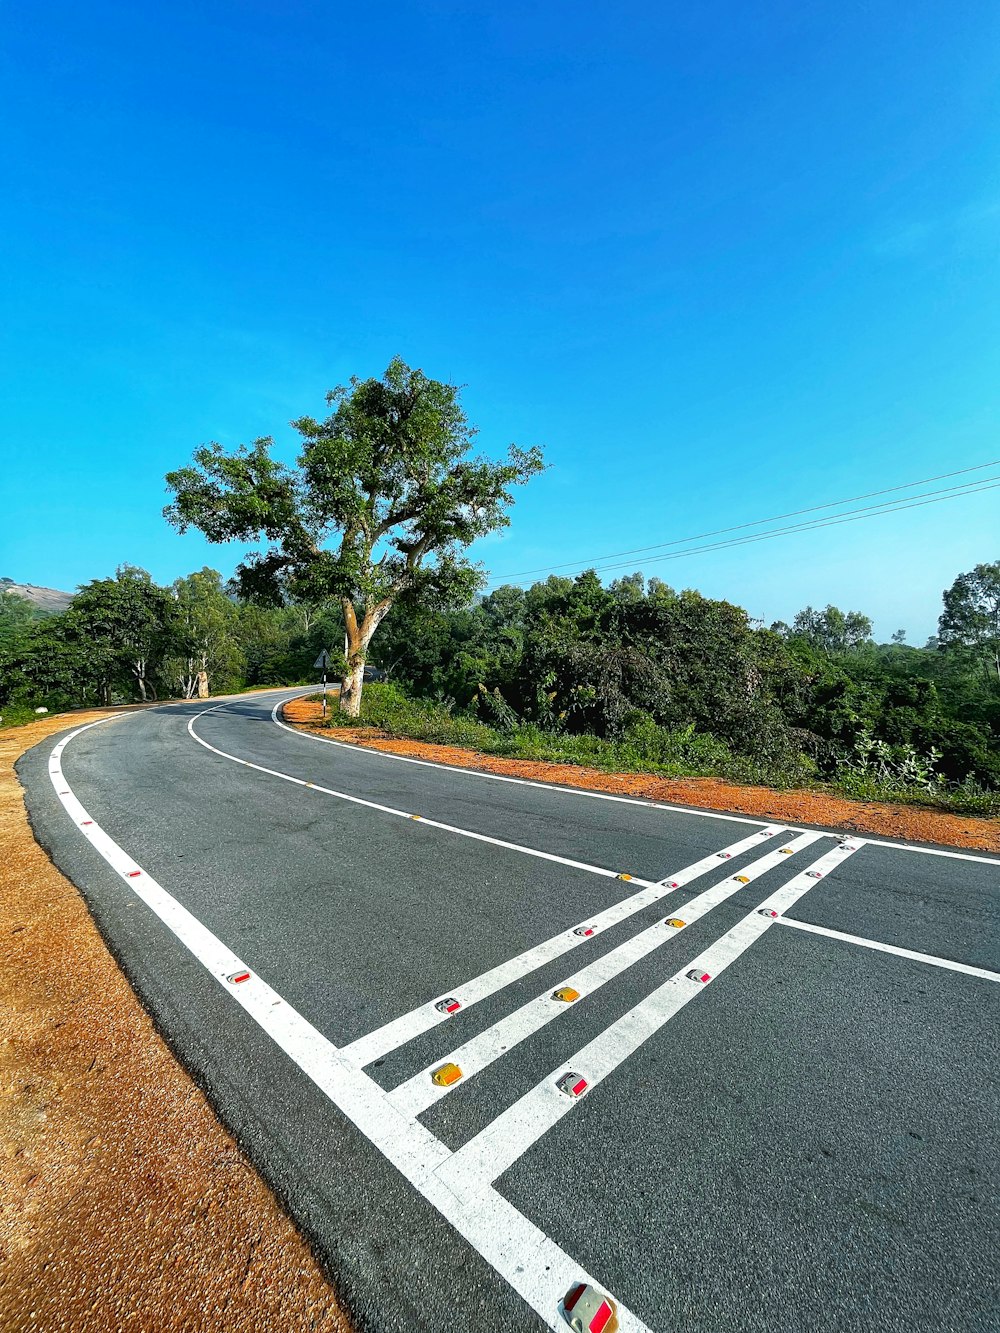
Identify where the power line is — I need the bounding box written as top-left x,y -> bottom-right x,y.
484,476 -> 1000,588
488,459 -> 1000,583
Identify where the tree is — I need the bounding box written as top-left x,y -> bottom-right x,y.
165,357 -> 544,715
66,566 -> 172,702
938,561 -> 1000,685
168,568 -> 244,698
791,604 -> 873,654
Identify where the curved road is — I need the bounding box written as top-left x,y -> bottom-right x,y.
19,688 -> 1000,1333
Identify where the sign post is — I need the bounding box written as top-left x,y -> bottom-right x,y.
314,649 -> 333,718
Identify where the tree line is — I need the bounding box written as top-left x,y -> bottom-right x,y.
368,563 -> 1000,794
0,567 -> 345,714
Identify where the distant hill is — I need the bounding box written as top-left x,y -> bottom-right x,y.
0,579 -> 75,613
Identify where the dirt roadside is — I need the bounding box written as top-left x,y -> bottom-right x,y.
282,698 -> 1000,853
0,708 -> 352,1333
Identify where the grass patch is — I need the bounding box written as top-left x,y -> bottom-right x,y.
312,683 -> 813,789
311,683 -> 1000,817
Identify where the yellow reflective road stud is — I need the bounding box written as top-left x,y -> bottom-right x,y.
431,1062 -> 462,1086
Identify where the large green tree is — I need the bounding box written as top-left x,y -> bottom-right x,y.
938,560 -> 1000,685
165,357 -> 543,714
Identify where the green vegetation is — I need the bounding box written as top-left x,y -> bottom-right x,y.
316,562 -> 999,817
0,566 -> 347,723
165,356 -> 543,716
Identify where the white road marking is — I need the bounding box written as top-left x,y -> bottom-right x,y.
271,699 -> 786,829
776,917 -> 1000,981
438,839 -> 864,1197
49,717 -> 653,1333
389,831 -> 824,1117
341,823 -> 788,1069
188,702 -> 661,889
271,690 -> 1000,866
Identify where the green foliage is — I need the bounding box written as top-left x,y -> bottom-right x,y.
165,357 -> 544,714
318,682 -> 814,789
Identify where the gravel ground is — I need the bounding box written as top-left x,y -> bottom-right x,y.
282,698 -> 1000,854
0,708 -> 352,1333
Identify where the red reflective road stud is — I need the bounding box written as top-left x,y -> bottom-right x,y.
687,969 -> 711,983
806,870 -> 822,879
716,852 -> 732,859
127,871 -> 141,878
227,969 -> 251,984
758,908 -> 778,918
81,820 -> 93,826
556,1071 -> 588,1098
435,997 -> 461,1015
666,880 -> 680,888
562,1283 -> 619,1333
574,926 -> 595,937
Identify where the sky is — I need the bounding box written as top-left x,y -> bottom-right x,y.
1,1 -> 998,644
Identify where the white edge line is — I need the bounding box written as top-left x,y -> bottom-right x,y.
270,692 -> 1000,866
776,917 -> 1000,982
47,714 -> 653,1333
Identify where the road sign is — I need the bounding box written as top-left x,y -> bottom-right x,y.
314,649 -> 333,670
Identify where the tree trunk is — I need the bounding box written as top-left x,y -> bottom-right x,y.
338,597 -> 393,717
340,650 -> 365,717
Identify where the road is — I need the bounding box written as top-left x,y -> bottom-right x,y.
19,687 -> 1000,1333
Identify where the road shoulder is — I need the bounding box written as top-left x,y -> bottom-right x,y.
0,709 -> 352,1333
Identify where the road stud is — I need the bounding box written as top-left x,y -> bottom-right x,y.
779,847 -> 793,854
716,852 -> 732,859
410,814 -> 422,821
758,908 -> 778,918
553,986 -> 580,1003
616,873 -> 633,881
806,870 -> 823,879
665,917 -> 686,928
435,997 -> 461,1015
574,926 -> 595,937
562,1281 -> 619,1332
556,1071 -> 589,1098
127,870 -> 141,878
431,1062 -> 463,1087
227,969 -> 251,984
733,874 -> 750,884
687,969 -> 711,983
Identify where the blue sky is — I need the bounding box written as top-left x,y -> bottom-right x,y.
1,1 -> 997,643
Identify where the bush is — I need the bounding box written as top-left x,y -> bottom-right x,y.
317,683 -> 815,788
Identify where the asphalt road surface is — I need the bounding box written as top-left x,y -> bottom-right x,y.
20,688 -> 1000,1333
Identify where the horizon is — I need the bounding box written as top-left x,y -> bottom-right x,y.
2,2 -> 998,643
